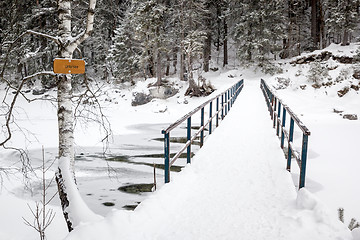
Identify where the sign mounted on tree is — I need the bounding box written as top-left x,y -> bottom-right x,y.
53,58 -> 85,74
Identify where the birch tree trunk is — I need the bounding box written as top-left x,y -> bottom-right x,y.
55,0 -> 101,232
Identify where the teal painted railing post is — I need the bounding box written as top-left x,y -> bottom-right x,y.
231,87 -> 234,107
287,117 -> 294,171
224,92 -> 228,116
221,94 -> 224,119
209,101 -> 213,135
299,134 -> 309,188
216,97 -> 219,127
270,94 -> 274,119
200,107 -> 204,147
276,102 -> 281,136
228,89 -> 231,112
164,132 -> 170,183
273,98 -> 277,128
281,106 -> 286,148
187,117 -> 191,164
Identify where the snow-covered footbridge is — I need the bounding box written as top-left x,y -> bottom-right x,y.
66,80 -> 351,240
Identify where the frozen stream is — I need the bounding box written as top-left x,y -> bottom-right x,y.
12,123 -> 202,216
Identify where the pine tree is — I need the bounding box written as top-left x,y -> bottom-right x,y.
172,0 -> 210,95
230,0 -> 286,71
0,0 -> 58,86
326,0 -> 358,45
282,0 -> 312,58
108,14 -> 141,84
128,0 -> 168,85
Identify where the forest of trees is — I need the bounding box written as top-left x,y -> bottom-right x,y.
1,0 -> 359,90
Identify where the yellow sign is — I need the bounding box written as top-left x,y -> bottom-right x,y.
53,58 -> 85,74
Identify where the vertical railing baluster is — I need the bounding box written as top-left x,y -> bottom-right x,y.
281,106 -> 286,149
164,132 -> 170,183
273,98 -> 277,128
216,97 -> 219,127
287,117 -> 294,171
276,101 -> 281,136
270,94 -> 274,119
209,101 -> 213,135
187,117 -> 191,164
228,89 -> 231,112
299,134 -> 309,189
221,94 -> 224,120
231,87 -> 234,107
225,92 -> 228,116
200,107 -> 204,147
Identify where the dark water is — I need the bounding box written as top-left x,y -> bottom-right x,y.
14,123 -> 203,216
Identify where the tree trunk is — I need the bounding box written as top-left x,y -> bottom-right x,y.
342,30 -> 349,46
223,17 -> 228,67
310,0 -> 320,49
55,0 -> 100,232
203,32 -> 211,72
56,0 -> 76,231
155,49 -> 162,86
179,2 -> 185,81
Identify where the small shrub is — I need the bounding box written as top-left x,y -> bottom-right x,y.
275,77 -> 290,90
336,68 -> 352,83
338,208 -> 360,231
307,61 -> 330,85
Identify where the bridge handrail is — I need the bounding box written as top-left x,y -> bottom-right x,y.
162,81 -> 243,134
162,79 -> 244,183
260,79 -> 310,189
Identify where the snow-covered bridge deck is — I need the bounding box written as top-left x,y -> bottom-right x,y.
66,80 -> 350,240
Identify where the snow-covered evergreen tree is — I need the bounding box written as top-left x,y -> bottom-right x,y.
108,15 -> 141,84
283,0 -> 312,58
128,0 -> 168,85
230,0 -> 286,72
172,0 -> 210,95
326,0 -> 358,45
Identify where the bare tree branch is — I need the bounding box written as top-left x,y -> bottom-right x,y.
1,30 -> 60,79
0,71 -> 56,147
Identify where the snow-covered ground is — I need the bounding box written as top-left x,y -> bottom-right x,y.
64,80 -> 352,240
0,43 -> 359,239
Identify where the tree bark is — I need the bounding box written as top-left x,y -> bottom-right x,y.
155,49 -> 162,86
310,0 -> 321,50
179,1 -> 185,81
55,0 -> 100,232
203,32 -> 211,72
223,17 -> 228,67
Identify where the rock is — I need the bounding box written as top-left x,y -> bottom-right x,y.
290,51 -> 358,65
312,83 -> 321,89
353,70 -> 360,80
149,85 -> 178,99
300,85 -> 307,90
32,88 -> 46,95
131,92 -> 153,106
332,55 -> 353,64
351,84 -> 359,91
333,109 -> 343,114
343,114 -> 358,120
102,202 -> 115,207
337,87 -> 349,97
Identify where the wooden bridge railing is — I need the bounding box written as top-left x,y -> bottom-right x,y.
161,80 -> 244,183
260,79 -> 310,189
